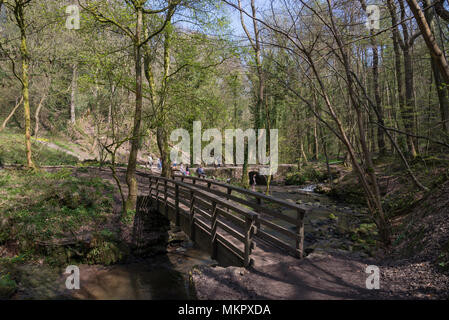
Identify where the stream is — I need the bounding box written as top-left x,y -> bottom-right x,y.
69,246 -> 216,300
253,184 -> 369,254
13,244 -> 216,300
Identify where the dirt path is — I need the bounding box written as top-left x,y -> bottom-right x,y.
191,248 -> 449,300
32,138 -> 88,161
192,250 -> 378,300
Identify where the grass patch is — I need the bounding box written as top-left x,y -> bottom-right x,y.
0,131 -> 78,166
0,168 -> 122,265
0,274 -> 17,299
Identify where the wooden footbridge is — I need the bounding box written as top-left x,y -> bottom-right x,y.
137,173 -> 310,268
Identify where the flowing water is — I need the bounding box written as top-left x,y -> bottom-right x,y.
253,184 -> 358,248
69,247 -> 215,300
13,245 -> 216,300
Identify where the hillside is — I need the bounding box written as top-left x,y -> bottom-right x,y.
0,130 -> 79,166
321,156 -> 449,298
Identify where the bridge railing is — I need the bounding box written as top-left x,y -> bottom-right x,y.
171,175 -> 309,259
147,175 -> 258,266
143,173 -> 309,263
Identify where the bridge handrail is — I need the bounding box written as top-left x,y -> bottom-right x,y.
147,174 -> 259,220
138,170 -> 305,214
172,174 -> 308,214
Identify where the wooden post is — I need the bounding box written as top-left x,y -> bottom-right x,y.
244,215 -> 255,268
136,196 -> 143,214
164,180 -> 168,217
226,187 -> 231,214
156,180 -> 160,211
255,197 -> 262,231
149,177 -> 153,197
189,190 -> 195,241
296,209 -> 305,259
210,201 -> 218,259
175,184 -> 180,227
207,182 -> 211,190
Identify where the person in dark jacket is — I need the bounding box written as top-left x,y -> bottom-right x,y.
197,165 -> 206,178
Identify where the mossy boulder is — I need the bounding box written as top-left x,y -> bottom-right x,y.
285,172 -> 306,185
86,237 -> 126,265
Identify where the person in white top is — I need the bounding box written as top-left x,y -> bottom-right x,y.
179,163 -> 186,175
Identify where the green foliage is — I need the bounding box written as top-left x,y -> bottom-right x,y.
383,191 -> 417,217
0,169 -> 115,264
0,274 -> 17,299
348,223 -> 378,255
285,172 -> 306,185
121,209 -> 136,225
303,166 -> 328,182
86,231 -> 124,266
328,213 -> 338,220
411,155 -> 449,167
0,131 -> 78,166
285,165 -> 328,185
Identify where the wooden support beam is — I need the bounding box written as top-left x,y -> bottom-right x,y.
164,180 -> 168,217
211,201 -> 218,260
156,180 -> 160,211
296,209 -> 305,259
175,184 -> 180,226
244,216 -> 256,268
189,190 -> 195,241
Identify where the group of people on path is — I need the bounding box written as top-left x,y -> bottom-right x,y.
147,154 -> 207,179
172,162 -> 206,178
147,155 -> 162,170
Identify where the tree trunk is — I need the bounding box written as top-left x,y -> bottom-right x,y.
360,0 -> 386,156
157,126 -> 170,178
125,6 -> 144,212
34,89 -> 48,138
406,0 -> 449,84
403,47 -> 418,157
387,0 -> 417,158
0,96 -> 23,132
432,59 -> 449,134
70,64 -> 77,124
325,1 -> 390,245
422,0 -> 449,134
18,6 -> 34,168
238,0 -> 263,130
